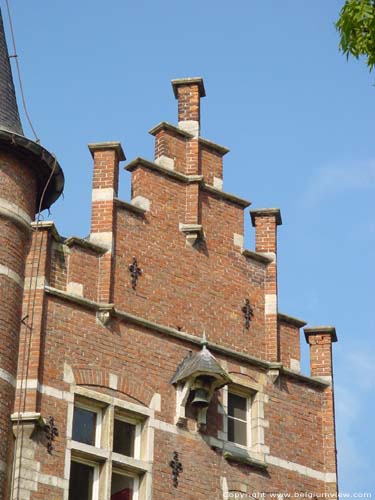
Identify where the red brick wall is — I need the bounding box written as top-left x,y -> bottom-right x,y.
200,145 -> 223,185
113,168 -> 267,357
154,129 -> 187,174
0,152 -> 37,499
26,298 -> 334,499
278,320 -> 300,369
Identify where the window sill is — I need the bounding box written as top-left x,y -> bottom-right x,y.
223,448 -> 267,470
69,440 -> 109,461
112,452 -> 152,474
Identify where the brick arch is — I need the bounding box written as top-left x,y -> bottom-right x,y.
71,367 -> 154,406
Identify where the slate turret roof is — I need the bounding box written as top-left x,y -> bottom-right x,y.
0,8 -> 23,135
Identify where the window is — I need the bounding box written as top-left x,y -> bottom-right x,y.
218,382 -> 269,464
218,386 -> 253,450
69,460 -> 99,500
227,392 -> 248,447
111,470 -> 137,500
72,403 -> 101,446
68,394 -> 151,500
113,416 -> 136,457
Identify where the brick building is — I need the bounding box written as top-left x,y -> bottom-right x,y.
0,8 -> 338,500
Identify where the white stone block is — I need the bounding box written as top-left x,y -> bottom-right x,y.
67,282 -> 83,297
265,294 -> 277,314
155,155 -> 175,170
131,196 -> 150,212
92,187 -> 115,202
178,120 -> 199,137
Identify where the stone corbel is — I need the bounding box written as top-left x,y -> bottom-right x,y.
267,368 -> 280,384
96,304 -> 114,327
179,223 -> 203,246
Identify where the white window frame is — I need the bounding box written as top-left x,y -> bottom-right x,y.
68,389 -> 153,500
111,467 -> 140,500
70,456 -> 100,500
113,412 -> 142,460
73,400 -> 102,448
226,389 -> 252,449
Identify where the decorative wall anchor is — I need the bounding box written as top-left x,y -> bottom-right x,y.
169,451 -> 183,488
44,416 -> 58,454
242,299 -> 254,329
128,257 -> 142,290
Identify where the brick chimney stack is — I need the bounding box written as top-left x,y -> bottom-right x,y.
172,77 -> 206,138
250,209 -> 282,362
304,326 -> 338,492
304,326 -> 337,380
89,142 -> 125,302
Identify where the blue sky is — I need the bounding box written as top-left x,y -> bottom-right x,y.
4,0 -> 374,494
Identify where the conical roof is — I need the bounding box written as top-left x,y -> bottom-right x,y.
170,344 -> 231,388
0,8 -> 23,135
0,7 -> 64,212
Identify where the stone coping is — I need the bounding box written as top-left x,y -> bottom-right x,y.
241,249 -> 272,265
278,312 -> 307,328
88,141 -> 126,161
149,121 -> 193,139
31,220 -> 61,241
198,137 -> 229,155
201,183 -> 251,208
44,286 -> 330,389
64,236 -> 107,255
114,198 -> 146,216
304,326 -> 338,343
149,122 -> 229,155
125,157 -> 250,207
250,208 -> 282,226
171,77 -> 206,98
125,156 -> 202,183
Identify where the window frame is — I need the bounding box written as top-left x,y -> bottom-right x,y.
69,456 -> 100,500
111,467 -> 140,500
113,411 -> 142,460
72,399 -> 103,448
68,390 -> 152,500
226,389 -> 252,449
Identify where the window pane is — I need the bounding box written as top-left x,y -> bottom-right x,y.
72,406 -> 97,445
113,419 -> 135,457
111,472 -> 133,500
228,417 -> 247,446
228,393 -> 247,421
69,461 -> 94,500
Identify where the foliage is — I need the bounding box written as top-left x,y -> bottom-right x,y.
336,0 -> 375,71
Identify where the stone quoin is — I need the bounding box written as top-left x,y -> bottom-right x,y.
0,9 -> 338,500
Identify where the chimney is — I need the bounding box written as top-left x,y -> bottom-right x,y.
89,142 -> 125,302
170,78 -> 206,246
304,326 -> 338,483
251,209 -> 282,361
304,326 -> 337,380
172,77 -> 205,138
